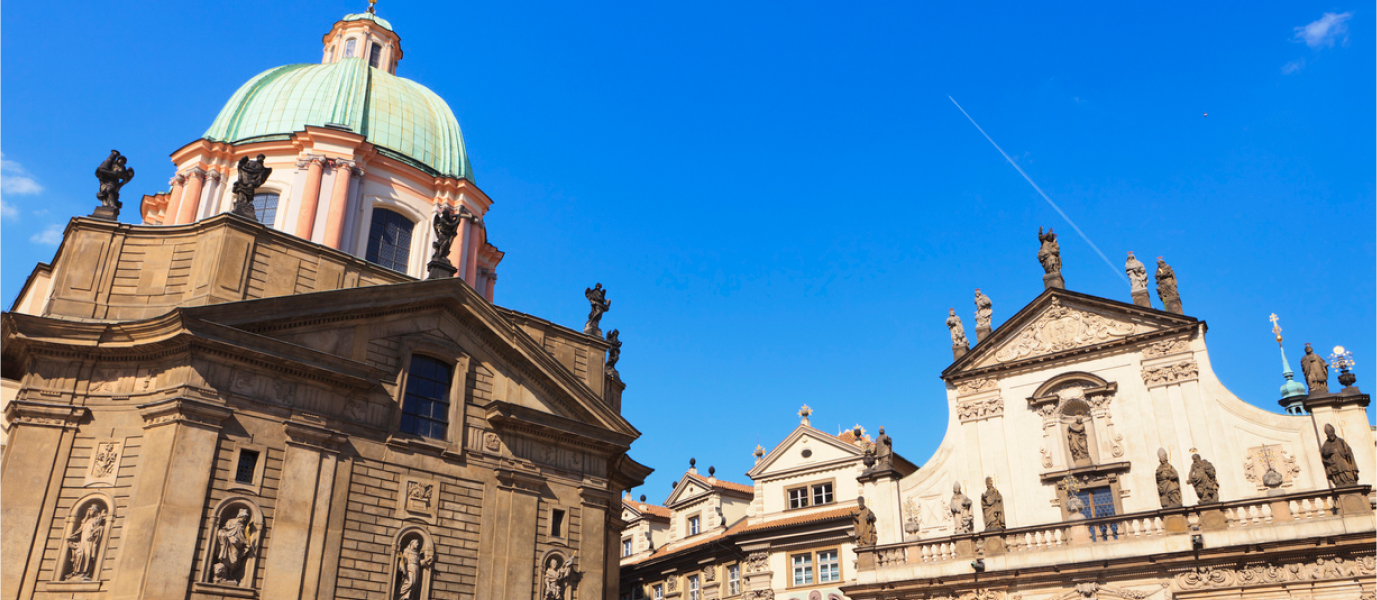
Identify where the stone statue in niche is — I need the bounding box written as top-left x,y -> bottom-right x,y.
1155,448 -> 1182,508
1155,257 -> 1183,314
950,482 -> 974,534
62,503 -> 108,581
406,481 -> 433,513
981,477 -> 1005,531
1301,343 -> 1329,394
94,150 -> 135,218
584,283 -> 610,336
1320,423 -> 1359,486
852,496 -> 877,546
873,427 -> 893,470
1187,453 -> 1219,503
543,553 -> 579,600
231,154 -> 273,220
1066,417 -> 1091,466
211,508 -> 256,584
395,536 -> 433,600
1125,251 -> 1151,307
605,329 -> 622,373
973,288 -> 993,342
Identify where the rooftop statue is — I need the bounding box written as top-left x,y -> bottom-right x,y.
94,150 -> 135,219
1301,343 -> 1329,394
853,496 -> 878,546
605,329 -> 622,372
1126,251 -> 1151,307
1037,227 -> 1065,289
584,283 -> 610,336
974,288 -> 993,342
231,154 -> 273,221
1155,257 -> 1183,314
427,205 -> 465,279
947,308 -> 968,349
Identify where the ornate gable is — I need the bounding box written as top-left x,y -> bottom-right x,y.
746,425 -> 865,480
945,289 -> 1198,378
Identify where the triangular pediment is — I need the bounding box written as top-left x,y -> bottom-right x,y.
945,288 -> 1198,378
746,424 -> 865,480
179,277 -> 637,438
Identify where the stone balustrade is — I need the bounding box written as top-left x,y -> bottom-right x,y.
857,486 -> 1372,573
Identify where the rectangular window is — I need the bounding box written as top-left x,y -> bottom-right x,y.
727,565 -> 740,595
369,43 -> 382,68
817,550 -> 840,583
688,515 -> 700,536
791,553 -> 813,586
399,355 -> 453,440
623,538 -> 633,557
788,487 -> 809,510
688,575 -> 700,600
252,193 -> 279,227
1074,486 -> 1117,519
344,38 -> 357,57
812,482 -> 834,506
551,509 -> 566,538
234,449 -> 259,484
653,584 -> 663,600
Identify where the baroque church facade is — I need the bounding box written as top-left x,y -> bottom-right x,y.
621,263 -> 1374,600
2,7 -> 648,600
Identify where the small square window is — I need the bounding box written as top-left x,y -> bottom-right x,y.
812,482 -> 834,506
653,585 -> 663,600
234,449 -> 260,484
788,487 -> 809,510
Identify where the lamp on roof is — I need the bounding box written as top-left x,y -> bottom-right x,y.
1330,346 -> 1358,391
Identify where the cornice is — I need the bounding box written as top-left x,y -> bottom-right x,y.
137,397 -> 233,430
4,400 -> 88,430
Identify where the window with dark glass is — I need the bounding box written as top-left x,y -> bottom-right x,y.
551,509 -> 566,538
811,482 -> 833,506
365,208 -> 413,272
234,449 -> 259,484
1074,486 -> 1116,519
369,43 -> 382,68
252,193 -> 279,226
345,38 -> 357,57
399,355 -> 452,440
788,487 -> 808,510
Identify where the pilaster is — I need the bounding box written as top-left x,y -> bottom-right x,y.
1,401 -> 86,600
260,419 -> 346,600
580,485 -> 614,600
295,156 -> 327,240
476,467 -> 544,600
111,398 -> 233,600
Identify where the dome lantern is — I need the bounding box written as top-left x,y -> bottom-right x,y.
322,4 -> 402,74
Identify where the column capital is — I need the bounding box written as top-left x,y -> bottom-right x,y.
4,400 -> 88,430
185,167 -> 207,180
169,174 -> 186,186
296,155 -> 329,169
137,397 -> 233,430
205,169 -> 222,182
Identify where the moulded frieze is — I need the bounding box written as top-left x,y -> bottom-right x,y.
1173,554 -> 1375,591
992,299 -> 1136,364
1141,360 -> 1199,387
138,398 -> 233,429
954,378 -> 998,395
5,400 -> 88,429
1142,337 -> 1190,358
956,395 -> 1004,422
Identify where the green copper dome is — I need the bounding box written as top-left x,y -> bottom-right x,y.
203,58 -> 472,181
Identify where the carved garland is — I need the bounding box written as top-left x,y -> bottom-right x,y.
1173,555 -> 1376,591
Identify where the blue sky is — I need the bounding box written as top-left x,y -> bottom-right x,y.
3,1 -> 1372,501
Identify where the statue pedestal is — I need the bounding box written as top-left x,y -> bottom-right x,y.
426,259 -> 458,280
1162,296 -> 1183,314
981,534 -> 1005,554
975,326 -> 992,344
1197,508 -> 1227,531
1131,289 -> 1152,308
1043,272 -> 1065,290
952,344 -> 969,361
90,206 -> 119,221
1162,514 -> 1189,533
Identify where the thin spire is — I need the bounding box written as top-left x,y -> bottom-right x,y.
1272,313 -> 1306,401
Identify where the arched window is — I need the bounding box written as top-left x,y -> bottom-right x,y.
252,193 -> 279,226
344,38 -> 357,58
365,208 -> 413,272
400,355 -> 452,440
369,43 -> 382,68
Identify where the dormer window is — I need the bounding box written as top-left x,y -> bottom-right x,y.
623,537 -> 633,557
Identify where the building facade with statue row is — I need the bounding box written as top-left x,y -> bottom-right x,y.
1,7 -> 650,600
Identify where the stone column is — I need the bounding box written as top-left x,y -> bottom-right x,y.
111,398 -> 233,600
163,174 -> 187,225
294,156 -> 327,240
200,169 -> 223,219
174,168 -> 206,225
321,160 -> 354,250
260,419 -> 345,600
476,469 -> 543,600
465,221 -> 483,288
579,486 -> 613,600
448,214 -> 471,280
484,270 -> 497,302
1,401 -> 86,600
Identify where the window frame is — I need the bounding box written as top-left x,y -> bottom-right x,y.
788,547 -> 842,590
622,537 -> 634,557
344,38 -> 357,57
398,354 -> 454,441
250,192 -> 280,228
727,564 -> 741,595
653,584 -> 663,600
791,552 -> 814,587
390,342 -> 470,453
687,513 -> 701,536
785,477 -> 837,510
225,442 -> 267,495
687,575 -> 700,600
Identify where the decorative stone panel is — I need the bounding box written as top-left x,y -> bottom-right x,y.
1141,360 -> 1199,388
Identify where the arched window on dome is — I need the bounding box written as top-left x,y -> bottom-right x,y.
369,43 -> 382,68
344,38 -> 357,58
252,193 -> 279,228
365,208 -> 413,273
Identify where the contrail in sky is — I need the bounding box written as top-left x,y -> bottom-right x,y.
947,95 -> 1126,282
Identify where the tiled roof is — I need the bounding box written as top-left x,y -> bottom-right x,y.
730,506 -> 856,535
683,472 -> 754,496
629,501 -> 671,519
623,530 -> 731,565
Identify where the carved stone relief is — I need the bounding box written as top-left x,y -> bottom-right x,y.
1243,444 -> 1300,490
955,378 -> 998,395
483,431 -> 501,452
702,565 -> 715,581
1174,555 -> 1375,591
509,437 -> 605,478
1143,337 -> 1190,358
1141,360 -> 1199,387
84,440 -> 123,486
744,552 -> 770,573
956,395 -> 1004,422
994,299 -> 1136,363
397,477 -> 439,520
902,496 -> 922,536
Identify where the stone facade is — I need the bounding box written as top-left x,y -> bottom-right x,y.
1,214 -> 650,600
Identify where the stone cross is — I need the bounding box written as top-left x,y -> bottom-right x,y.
798,404 -> 812,426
